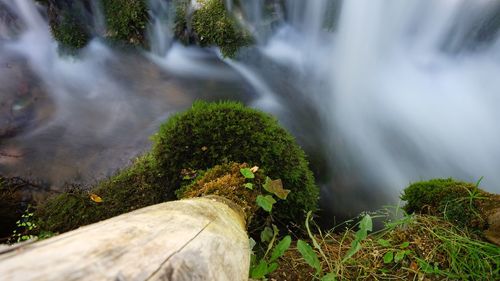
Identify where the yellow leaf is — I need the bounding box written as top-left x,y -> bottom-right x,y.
90,193 -> 103,203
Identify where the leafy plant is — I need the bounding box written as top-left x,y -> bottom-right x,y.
250,225 -> 291,279
256,195 -> 276,213
297,239 -> 322,275
10,207 -> 55,243
343,214 -> 373,262
379,240 -> 412,264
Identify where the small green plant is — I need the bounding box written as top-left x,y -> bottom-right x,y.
379,240 -> 412,264
240,166 -> 291,213
10,207 -> 55,243
11,208 -> 38,243
250,225 -> 291,279
342,214 -> 373,262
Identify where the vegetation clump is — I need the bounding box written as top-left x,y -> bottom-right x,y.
152,101 -> 318,225
35,154 -> 164,233
46,1 -> 91,50
101,0 -> 149,45
178,162 -> 261,221
35,101 -> 317,232
400,178 -> 499,232
175,0 -> 252,57
270,212 -> 500,280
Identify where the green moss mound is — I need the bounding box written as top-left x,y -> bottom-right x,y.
176,0 -> 251,57
152,101 -> 318,224
401,178 -> 488,230
36,101 -> 318,232
36,154 -> 164,233
101,0 -> 149,45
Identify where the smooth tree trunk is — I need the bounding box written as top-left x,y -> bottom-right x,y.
0,197 -> 250,281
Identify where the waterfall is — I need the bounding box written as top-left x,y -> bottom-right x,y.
1,0 -> 500,218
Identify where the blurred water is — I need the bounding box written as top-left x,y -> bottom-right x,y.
1,0 -> 500,219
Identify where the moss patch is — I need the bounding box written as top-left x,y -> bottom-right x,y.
152,101 -> 318,225
400,178 -> 499,231
35,154 -> 164,233
179,162 -> 264,224
175,0 -> 252,57
101,0 -> 149,45
50,11 -> 90,50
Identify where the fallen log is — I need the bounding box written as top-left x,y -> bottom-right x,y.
0,197 -> 249,281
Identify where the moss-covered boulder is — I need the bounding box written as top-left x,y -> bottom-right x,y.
36,101 -> 318,233
45,0 -> 91,50
401,178 -> 500,237
152,101 -> 318,224
41,0 -> 148,49
175,0 -> 252,57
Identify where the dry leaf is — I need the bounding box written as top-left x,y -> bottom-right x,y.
263,177 -> 290,200
250,166 -> 259,173
90,193 -> 103,203
410,261 -> 418,271
201,146 -> 208,151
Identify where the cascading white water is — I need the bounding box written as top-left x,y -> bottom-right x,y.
228,0 -> 500,216
1,0 -> 500,218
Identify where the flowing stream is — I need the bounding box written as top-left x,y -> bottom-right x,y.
1,0 -> 500,220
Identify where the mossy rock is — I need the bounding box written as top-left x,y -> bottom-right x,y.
152,101 -> 319,224
45,0 -> 91,50
35,101 -> 318,233
50,11 -> 90,50
175,0 -> 252,57
35,154 -> 164,233
401,178 -> 498,231
101,0 -> 148,45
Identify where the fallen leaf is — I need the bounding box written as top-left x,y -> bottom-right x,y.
410,261 -> 418,271
263,177 -> 290,199
90,193 -> 103,203
250,166 -> 259,173
201,146 -> 208,151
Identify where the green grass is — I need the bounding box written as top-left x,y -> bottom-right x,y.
271,209 -> 500,280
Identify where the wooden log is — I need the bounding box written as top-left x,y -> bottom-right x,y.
0,197 -> 250,281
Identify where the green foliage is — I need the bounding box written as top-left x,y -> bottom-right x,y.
272,207 -> 500,280
101,0 -> 148,44
240,168 -> 255,179
51,11 -> 90,50
256,195 -> 276,213
191,0 -> 252,57
343,214 -> 373,262
401,178 -> 485,229
250,225 -> 291,279
10,206 -> 55,243
152,101 -> 318,224
297,239 -> 322,275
